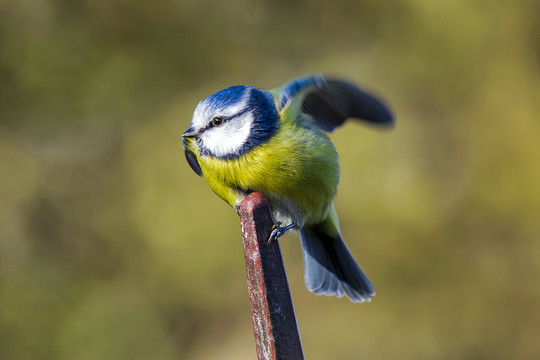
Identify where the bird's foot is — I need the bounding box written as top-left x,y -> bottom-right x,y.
268,222 -> 296,245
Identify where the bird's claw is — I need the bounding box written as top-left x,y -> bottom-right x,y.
267,222 -> 296,245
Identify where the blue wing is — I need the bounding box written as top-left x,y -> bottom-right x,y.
277,74 -> 326,109
278,75 -> 394,132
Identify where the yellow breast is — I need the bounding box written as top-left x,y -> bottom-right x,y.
196,122 -> 339,226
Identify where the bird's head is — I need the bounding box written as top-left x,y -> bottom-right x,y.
183,85 -> 279,159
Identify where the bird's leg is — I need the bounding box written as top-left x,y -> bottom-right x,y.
268,222 -> 297,245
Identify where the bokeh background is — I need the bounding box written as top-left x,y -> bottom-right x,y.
1,1 -> 539,359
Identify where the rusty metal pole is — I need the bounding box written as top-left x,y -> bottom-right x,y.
237,192 -> 304,360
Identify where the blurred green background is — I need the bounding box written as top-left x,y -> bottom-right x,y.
1,0 -> 539,359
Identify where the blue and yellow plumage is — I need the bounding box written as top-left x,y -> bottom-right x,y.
182,74 -> 393,302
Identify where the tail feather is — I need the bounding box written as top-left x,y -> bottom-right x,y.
300,227 -> 375,303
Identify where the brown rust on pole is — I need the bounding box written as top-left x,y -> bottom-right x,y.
238,192 -> 304,360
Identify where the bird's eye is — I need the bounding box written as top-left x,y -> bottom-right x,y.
212,117 -> 225,127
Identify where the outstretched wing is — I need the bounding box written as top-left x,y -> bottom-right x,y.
275,75 -> 394,132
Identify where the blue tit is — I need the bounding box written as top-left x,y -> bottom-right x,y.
182,74 -> 393,303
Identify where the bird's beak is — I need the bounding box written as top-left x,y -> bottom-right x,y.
182,126 -> 198,138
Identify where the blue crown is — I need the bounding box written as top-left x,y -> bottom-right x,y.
202,85 -> 250,114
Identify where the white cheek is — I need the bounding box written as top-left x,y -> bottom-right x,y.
201,112 -> 253,157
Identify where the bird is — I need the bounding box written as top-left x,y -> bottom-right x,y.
182,74 -> 393,303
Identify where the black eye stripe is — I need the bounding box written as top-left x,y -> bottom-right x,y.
201,107 -> 251,133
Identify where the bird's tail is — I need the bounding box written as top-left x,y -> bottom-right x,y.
300,226 -> 375,303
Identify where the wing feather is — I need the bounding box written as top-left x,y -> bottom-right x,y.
275,75 -> 394,132
302,78 -> 394,132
